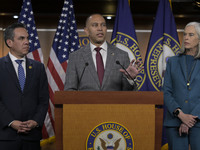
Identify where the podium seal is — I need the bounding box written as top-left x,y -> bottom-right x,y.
86,122 -> 134,150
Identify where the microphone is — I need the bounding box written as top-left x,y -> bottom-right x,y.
79,62 -> 89,84
116,60 -> 135,81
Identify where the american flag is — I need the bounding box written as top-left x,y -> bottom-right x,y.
45,0 -> 79,141
18,0 -> 43,63
18,0 -> 53,143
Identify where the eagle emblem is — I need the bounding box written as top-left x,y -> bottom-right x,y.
86,122 -> 134,150
100,137 -> 121,150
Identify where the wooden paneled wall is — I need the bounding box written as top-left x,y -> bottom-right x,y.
0,27 -> 184,67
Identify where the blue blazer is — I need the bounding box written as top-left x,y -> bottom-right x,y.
163,54 -> 200,127
0,55 -> 49,140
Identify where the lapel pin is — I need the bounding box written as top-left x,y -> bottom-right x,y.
29,66 -> 32,69
111,53 -> 115,56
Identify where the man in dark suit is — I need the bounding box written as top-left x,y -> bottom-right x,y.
64,14 -> 143,91
0,23 -> 49,150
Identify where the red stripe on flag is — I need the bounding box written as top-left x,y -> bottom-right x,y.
32,49 -> 41,62
42,125 -> 48,139
61,61 -> 67,72
48,83 -> 55,104
47,85 -> 55,129
47,59 -> 64,90
47,104 -> 55,131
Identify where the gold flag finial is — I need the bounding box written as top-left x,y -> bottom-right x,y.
169,0 -> 172,9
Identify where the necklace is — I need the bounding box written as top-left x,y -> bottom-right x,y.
185,56 -> 197,90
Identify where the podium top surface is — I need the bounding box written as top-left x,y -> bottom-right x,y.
54,91 -> 163,105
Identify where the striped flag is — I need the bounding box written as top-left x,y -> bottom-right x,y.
45,0 -> 79,143
18,0 -> 43,63
110,0 -> 145,90
18,0 -> 53,143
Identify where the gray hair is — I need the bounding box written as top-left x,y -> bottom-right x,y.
4,22 -> 27,48
179,22 -> 200,58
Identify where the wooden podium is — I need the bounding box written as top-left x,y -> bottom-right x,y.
54,91 -> 163,150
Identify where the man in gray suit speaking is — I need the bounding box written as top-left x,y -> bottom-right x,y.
64,14 -> 143,91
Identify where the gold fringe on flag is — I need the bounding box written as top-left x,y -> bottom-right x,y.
40,136 -> 56,147
161,143 -> 169,150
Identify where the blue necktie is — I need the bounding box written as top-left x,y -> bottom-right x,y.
15,60 -> 25,91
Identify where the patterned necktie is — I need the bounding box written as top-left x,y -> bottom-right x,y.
95,47 -> 104,85
15,60 -> 25,91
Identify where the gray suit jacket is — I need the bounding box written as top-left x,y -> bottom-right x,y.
64,42 -> 137,91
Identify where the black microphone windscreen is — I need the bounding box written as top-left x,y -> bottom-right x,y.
116,60 -> 134,81
116,60 -> 120,64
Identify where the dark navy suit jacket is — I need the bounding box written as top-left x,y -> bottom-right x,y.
0,55 -> 49,141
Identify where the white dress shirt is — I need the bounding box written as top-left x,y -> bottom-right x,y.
90,41 -> 107,70
9,52 -> 26,78
89,42 -> 134,85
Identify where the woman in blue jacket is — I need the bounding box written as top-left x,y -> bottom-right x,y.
164,22 -> 200,150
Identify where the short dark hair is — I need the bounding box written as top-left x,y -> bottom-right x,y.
85,14 -> 105,27
4,22 -> 27,48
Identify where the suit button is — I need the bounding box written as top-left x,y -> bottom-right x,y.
185,100 -> 188,103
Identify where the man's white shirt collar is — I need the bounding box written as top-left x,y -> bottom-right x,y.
9,52 -> 26,62
90,41 -> 108,52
